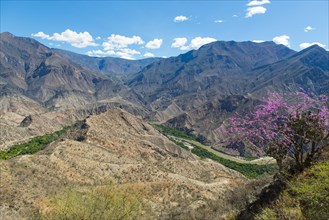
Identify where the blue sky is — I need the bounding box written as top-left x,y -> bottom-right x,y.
1,0 -> 328,59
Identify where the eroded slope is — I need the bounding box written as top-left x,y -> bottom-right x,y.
0,108 -> 253,219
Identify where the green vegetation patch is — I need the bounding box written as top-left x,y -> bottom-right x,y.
167,137 -> 190,150
255,159 -> 329,220
191,145 -> 277,178
35,184 -> 145,220
152,123 -> 277,178
290,160 -> 329,219
151,123 -> 200,142
0,125 -> 71,160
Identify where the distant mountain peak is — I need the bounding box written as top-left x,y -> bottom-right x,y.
301,44 -> 328,54
0,32 -> 15,40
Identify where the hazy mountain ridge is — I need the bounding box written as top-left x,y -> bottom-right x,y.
0,32 -> 147,109
53,48 -> 162,81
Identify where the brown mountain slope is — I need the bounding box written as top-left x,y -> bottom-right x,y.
0,33 -> 150,146
0,32 -> 146,110
129,41 -> 328,153
0,108 -> 254,219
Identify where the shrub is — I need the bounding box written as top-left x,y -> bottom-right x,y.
291,160 -> 329,219
254,160 -> 329,220
0,125 -> 72,160
38,184 -> 144,220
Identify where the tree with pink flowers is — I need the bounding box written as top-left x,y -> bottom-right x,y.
227,91 -> 329,173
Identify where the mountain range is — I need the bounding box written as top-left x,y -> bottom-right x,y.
1,31 -> 328,219
1,32 -> 328,155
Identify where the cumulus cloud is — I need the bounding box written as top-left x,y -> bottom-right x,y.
171,37 -> 216,50
304,26 -> 315,32
246,6 -> 267,18
214,20 -> 224,23
102,34 -> 144,50
273,35 -> 290,47
86,50 -> 113,57
189,37 -> 217,49
143,52 -> 155,58
145,38 -> 163,49
51,29 -> 98,48
252,40 -> 265,43
86,48 -> 140,60
119,48 -> 141,55
174,15 -> 188,22
96,36 -> 101,40
299,42 -> 326,49
32,29 -> 98,48
247,0 -> 270,6
83,34 -> 145,59
96,34 -> 144,59
32,32 -> 52,40
171,38 -> 188,49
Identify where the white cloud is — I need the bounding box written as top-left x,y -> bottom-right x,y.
51,30 -> 98,48
32,32 -> 52,40
102,34 -> 144,50
174,15 -> 188,22
214,20 -> 224,23
143,52 -> 155,58
119,48 -> 141,55
233,14 -> 238,17
32,29 -> 98,48
96,36 -> 101,40
86,48 -> 140,60
145,38 -> 163,49
84,34 -> 145,59
189,37 -> 217,50
86,50 -> 112,57
171,38 -> 188,48
171,37 -> 216,50
304,26 -> 315,32
252,40 -> 265,43
299,42 -> 326,49
246,6 -> 267,18
247,0 -> 270,6
272,35 -> 290,47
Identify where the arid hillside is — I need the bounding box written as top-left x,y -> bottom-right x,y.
0,108 -> 260,219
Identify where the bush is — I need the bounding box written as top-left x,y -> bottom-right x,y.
291,160 -> 329,219
254,160 -> 329,220
151,123 -> 200,142
38,184 -> 144,220
0,125 -> 72,160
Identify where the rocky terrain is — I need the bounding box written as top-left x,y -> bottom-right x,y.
0,32 -> 149,148
1,32 -> 328,155
0,108 -> 258,219
1,32 -> 327,219
129,41 -> 329,153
